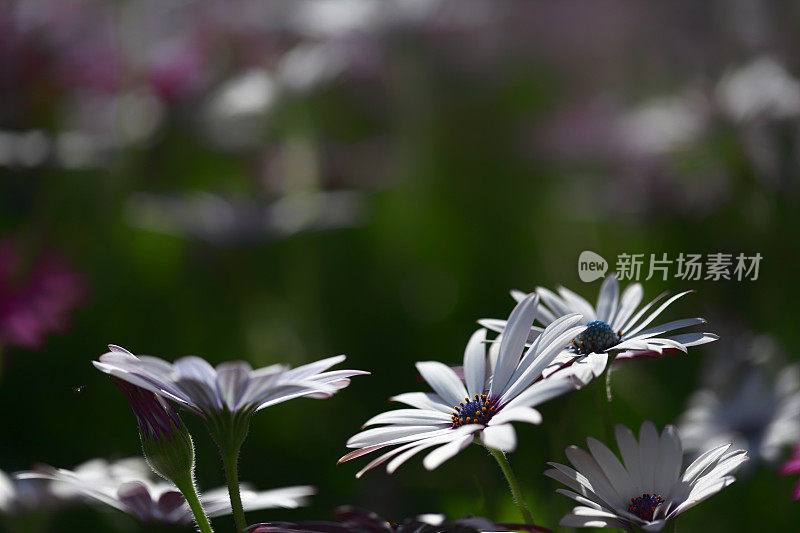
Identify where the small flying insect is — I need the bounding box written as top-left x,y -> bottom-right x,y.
72,385 -> 85,395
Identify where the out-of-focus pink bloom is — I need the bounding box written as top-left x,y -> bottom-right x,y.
0,239 -> 88,351
780,443 -> 800,500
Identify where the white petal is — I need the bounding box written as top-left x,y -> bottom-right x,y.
480,424 -> 517,452
625,291 -> 694,337
586,437 -> 637,500
503,376 -> 578,410
669,476 -> 735,518
389,392 -> 453,413
555,488 -> 607,510
500,320 -> 585,402
477,318 -> 507,334
215,361 -> 253,411
355,439 -> 432,478
694,449 -> 748,483
624,318 -> 707,342
490,294 -> 539,397
611,283 -> 643,331
638,421 -> 661,491
416,361 -> 468,407
559,507 -> 626,529
362,409 -> 451,427
664,332 -> 719,347
557,286 -> 596,322
510,289 -> 529,303
464,329 -> 487,398
681,443 -> 731,484
620,291 -> 669,335
565,446 -> 624,508
595,274 -> 619,324
423,434 -> 475,470
545,464 -> 617,510
655,426 -> 683,496
488,406 -> 542,426
615,424 -> 644,494
284,355 -> 346,380
346,426 -> 450,448
535,287 -> 571,321
387,425 -> 480,473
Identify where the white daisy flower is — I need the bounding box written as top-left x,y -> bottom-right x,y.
479,274 -> 717,385
0,469 -> 60,515
18,457 -> 314,525
93,348 -> 365,532
93,345 -> 367,419
546,421 -> 747,531
339,294 -> 587,476
678,339 -> 800,464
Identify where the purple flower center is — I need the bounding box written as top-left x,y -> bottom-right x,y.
572,320 -> 621,354
627,493 -> 664,522
451,394 -> 498,428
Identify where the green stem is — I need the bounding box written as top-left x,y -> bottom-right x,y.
173,474 -> 214,533
205,408 -> 253,533
596,356 -> 617,443
221,445 -> 247,533
485,445 -> 534,524
595,379 -> 613,443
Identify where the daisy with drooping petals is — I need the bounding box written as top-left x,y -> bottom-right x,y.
545,421 -> 747,531
480,274 -> 717,385
340,294 -> 585,479
20,458 -> 314,525
93,346 -> 366,532
93,346 -> 366,418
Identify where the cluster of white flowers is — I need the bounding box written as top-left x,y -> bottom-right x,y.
8,273 -> 790,533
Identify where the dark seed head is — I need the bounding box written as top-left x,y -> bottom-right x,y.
571,320 -> 621,355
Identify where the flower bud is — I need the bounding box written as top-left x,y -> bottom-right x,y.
111,378 -> 195,486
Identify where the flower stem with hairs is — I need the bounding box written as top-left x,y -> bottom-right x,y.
484,444 -> 534,524
206,409 -> 254,533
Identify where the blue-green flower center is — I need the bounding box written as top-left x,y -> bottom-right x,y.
627,493 -> 664,522
450,394 -> 498,428
571,320 -> 621,355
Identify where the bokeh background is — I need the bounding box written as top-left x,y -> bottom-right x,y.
2,0 -> 800,531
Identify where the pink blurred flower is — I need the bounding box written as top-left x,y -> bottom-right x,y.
780,442 -> 800,500
0,239 -> 88,351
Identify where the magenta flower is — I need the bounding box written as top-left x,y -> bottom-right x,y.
0,239 -> 87,351
780,443 -> 800,500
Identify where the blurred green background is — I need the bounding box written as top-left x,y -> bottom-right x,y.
2,1 -> 800,531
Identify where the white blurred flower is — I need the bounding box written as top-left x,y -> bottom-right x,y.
717,56 -> 800,122
678,338 -> 800,464
616,91 -> 708,156
0,469 -> 60,515
19,457 -> 314,524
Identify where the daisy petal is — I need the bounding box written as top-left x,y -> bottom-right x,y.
415,361 -> 468,407
463,329 -> 487,398
480,424 -> 517,452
